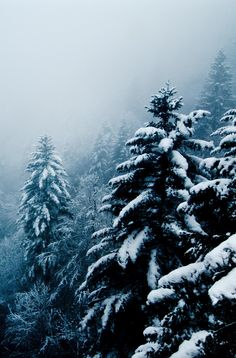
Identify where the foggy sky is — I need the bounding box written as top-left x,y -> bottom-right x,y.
0,0 -> 236,165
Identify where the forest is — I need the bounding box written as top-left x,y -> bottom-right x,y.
0,47 -> 235,357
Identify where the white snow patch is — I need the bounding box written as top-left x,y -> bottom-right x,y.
114,292 -> 131,313
209,267 -> 236,305
170,330 -> 210,358
158,137 -> 173,153
39,168 -> 49,189
147,288 -> 176,305
147,249 -> 161,289
113,190 -> 153,228
118,228 -> 149,268
204,234 -> 236,270
49,193 -> 60,205
33,216 -> 41,236
134,127 -> 166,139
102,296 -> 117,328
132,342 -> 160,358
190,179 -> 230,198
143,326 -> 160,338
158,262 -> 205,287
109,173 -> 133,186
86,242 -> 108,256
184,214 -> 207,236
86,252 -> 116,280
171,150 -> 188,171
42,204 -> 50,222
220,133 -> 236,147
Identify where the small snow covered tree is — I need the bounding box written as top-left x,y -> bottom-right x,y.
89,123 -> 116,185
196,50 -> 235,139
79,85 -> 210,357
6,283 -> 81,357
19,135 -> 71,286
111,120 -> 132,169
134,109 -> 236,358
56,173 -> 110,296
0,231 -> 24,300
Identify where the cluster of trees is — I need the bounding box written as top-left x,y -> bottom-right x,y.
0,50 -> 235,358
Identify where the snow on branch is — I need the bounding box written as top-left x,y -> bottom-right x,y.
170,330 -> 211,358
184,139 -> 214,151
209,267 -> 236,305
117,228 -> 150,268
86,252 -> 117,282
113,190 -> 158,228
190,178 -> 230,199
204,234 -> 236,270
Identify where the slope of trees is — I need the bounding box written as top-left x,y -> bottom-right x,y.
0,80 -> 235,358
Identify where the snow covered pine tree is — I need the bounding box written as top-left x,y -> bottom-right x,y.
196,50 -> 235,139
19,135 -> 71,287
134,109 -> 236,357
111,120 -> 132,170
89,123 -> 116,185
79,84 -> 210,357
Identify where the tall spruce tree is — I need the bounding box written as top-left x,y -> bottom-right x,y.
79,85 -> 210,357
196,50 -> 235,139
19,135 -> 71,286
134,109 -> 236,358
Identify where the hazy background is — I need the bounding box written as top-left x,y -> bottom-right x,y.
0,0 -> 236,167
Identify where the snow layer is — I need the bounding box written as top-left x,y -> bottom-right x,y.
171,150 -> 188,171
170,330 -> 210,358
147,249 -> 161,289
86,252 -> 116,281
158,138 -> 173,153
209,267 -> 236,305
132,342 -> 160,358
113,190 -> 154,228
158,262 -> 205,287
190,179 -> 230,198
147,288 -> 176,305
204,234 -> 236,270
134,127 -> 165,139
150,234 -> 236,310
102,296 -> 117,328
184,214 -> 207,235
118,228 -> 149,268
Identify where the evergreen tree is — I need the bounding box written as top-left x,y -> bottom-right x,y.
79,85 -> 210,357
6,283 -> 81,358
0,192 -> 17,238
57,173 -> 110,296
0,231 -> 24,300
134,109 -> 236,358
19,135 -> 71,286
196,50 -> 235,139
111,120 -> 132,170
6,136 -> 75,357
89,123 -> 115,185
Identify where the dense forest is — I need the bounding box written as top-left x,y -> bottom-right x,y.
0,50 -> 236,358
